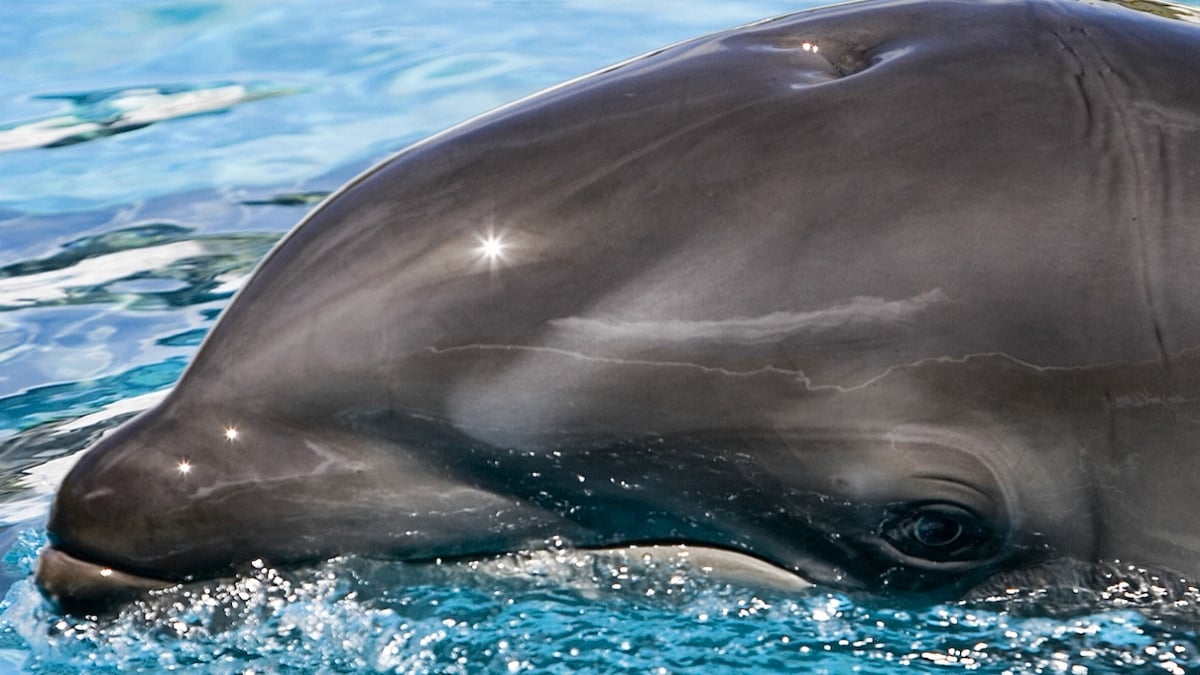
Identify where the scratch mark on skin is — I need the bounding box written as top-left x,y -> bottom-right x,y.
425,344 -> 1129,393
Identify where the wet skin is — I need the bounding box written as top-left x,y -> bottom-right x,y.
37,0 -> 1200,609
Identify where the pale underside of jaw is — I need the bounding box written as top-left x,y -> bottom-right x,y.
36,542 -> 814,611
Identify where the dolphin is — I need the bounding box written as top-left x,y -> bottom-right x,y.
35,0 -> 1200,611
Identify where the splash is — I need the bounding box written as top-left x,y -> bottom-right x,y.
0,529 -> 1198,673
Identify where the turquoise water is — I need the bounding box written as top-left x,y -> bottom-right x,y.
2,0 -> 1200,672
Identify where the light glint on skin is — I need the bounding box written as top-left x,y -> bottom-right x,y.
473,230 -> 512,271
478,234 -> 506,260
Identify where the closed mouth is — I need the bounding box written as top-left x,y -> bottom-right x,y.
35,539 -> 818,613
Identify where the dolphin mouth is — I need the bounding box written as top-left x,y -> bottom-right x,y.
35,546 -> 176,613
34,541 -> 815,613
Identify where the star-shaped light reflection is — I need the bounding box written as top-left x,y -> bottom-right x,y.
474,232 -> 509,264
475,234 -> 504,260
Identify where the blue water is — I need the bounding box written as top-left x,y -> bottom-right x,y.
3,0 -> 1200,672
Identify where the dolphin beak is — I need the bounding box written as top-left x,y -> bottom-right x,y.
35,546 -> 175,614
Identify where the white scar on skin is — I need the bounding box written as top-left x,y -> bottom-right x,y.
547,289 -> 949,343
426,343 -> 1084,394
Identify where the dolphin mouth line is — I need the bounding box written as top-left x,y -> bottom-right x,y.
35,546 -> 176,611
34,541 -> 815,612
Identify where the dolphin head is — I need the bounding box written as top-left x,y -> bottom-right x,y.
37,0 -> 1200,610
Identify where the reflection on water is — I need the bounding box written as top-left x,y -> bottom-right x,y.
239,191 -> 330,206
1112,0 -> 1200,21
0,83 -> 303,154
0,361 -> 178,440
0,219 -> 281,434
0,223 -> 280,311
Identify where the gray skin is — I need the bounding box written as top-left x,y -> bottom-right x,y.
35,0 -> 1200,610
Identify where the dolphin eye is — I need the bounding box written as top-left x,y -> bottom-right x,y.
880,503 -> 994,563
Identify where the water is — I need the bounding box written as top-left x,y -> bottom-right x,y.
2,0 -> 1200,672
